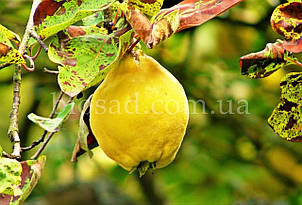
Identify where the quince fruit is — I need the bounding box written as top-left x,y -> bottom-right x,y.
90,53 -> 189,176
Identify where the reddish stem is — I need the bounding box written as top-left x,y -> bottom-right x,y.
284,56 -> 302,68
112,8 -> 121,31
21,63 -> 34,72
32,45 -> 42,60
128,38 -> 141,52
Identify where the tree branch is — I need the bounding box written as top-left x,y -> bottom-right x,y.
7,0 -> 40,160
30,30 -> 49,53
21,91 -> 64,152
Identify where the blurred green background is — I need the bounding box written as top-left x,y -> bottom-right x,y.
2,0 -> 302,204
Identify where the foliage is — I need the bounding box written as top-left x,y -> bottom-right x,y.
240,1 -> 302,142
28,102 -> 74,132
3,0 -> 302,204
0,156 -> 46,204
0,25 -> 25,65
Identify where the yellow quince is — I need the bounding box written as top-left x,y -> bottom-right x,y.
90,53 -> 189,176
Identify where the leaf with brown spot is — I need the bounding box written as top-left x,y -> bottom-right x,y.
239,42 -> 293,79
48,26 -> 133,97
127,0 -> 164,16
271,2 -> 302,53
33,0 -> 115,40
268,72 -> 302,142
0,24 -> 25,65
0,156 -> 46,205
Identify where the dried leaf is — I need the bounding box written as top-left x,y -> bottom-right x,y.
125,0 -> 242,48
268,72 -> 302,142
28,103 -> 74,132
0,156 -> 46,205
271,2 -> 302,53
159,0 -> 243,32
49,26 -> 133,97
148,9 -> 180,48
239,42 -> 290,79
33,0 -> 115,40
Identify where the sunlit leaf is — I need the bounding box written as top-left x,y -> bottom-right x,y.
0,24 -> 25,65
268,72 -> 302,142
271,2 -> 302,53
49,26 -> 133,97
28,103 -> 74,132
33,0 -> 115,40
0,156 -> 46,205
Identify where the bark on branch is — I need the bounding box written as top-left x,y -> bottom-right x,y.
8,0 -> 40,159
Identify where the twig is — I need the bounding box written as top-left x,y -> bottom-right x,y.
22,54 -> 35,72
44,67 -> 59,74
32,45 -> 42,60
8,0 -> 40,160
22,91 -> 64,151
2,151 -> 14,158
31,132 -> 56,159
30,30 -> 48,53
31,96 -> 74,159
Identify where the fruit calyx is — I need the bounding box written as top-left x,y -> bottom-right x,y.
130,161 -> 157,177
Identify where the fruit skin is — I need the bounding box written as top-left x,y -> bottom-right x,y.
90,53 -> 189,172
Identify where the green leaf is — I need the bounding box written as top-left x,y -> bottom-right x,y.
0,24 -> 25,65
268,72 -> 302,142
82,12 -> 105,26
78,95 -> 93,155
0,156 -> 46,204
28,103 -> 74,132
71,95 -> 99,162
49,26 -> 134,97
0,158 -> 22,196
82,3 -> 126,28
33,0 -> 115,40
